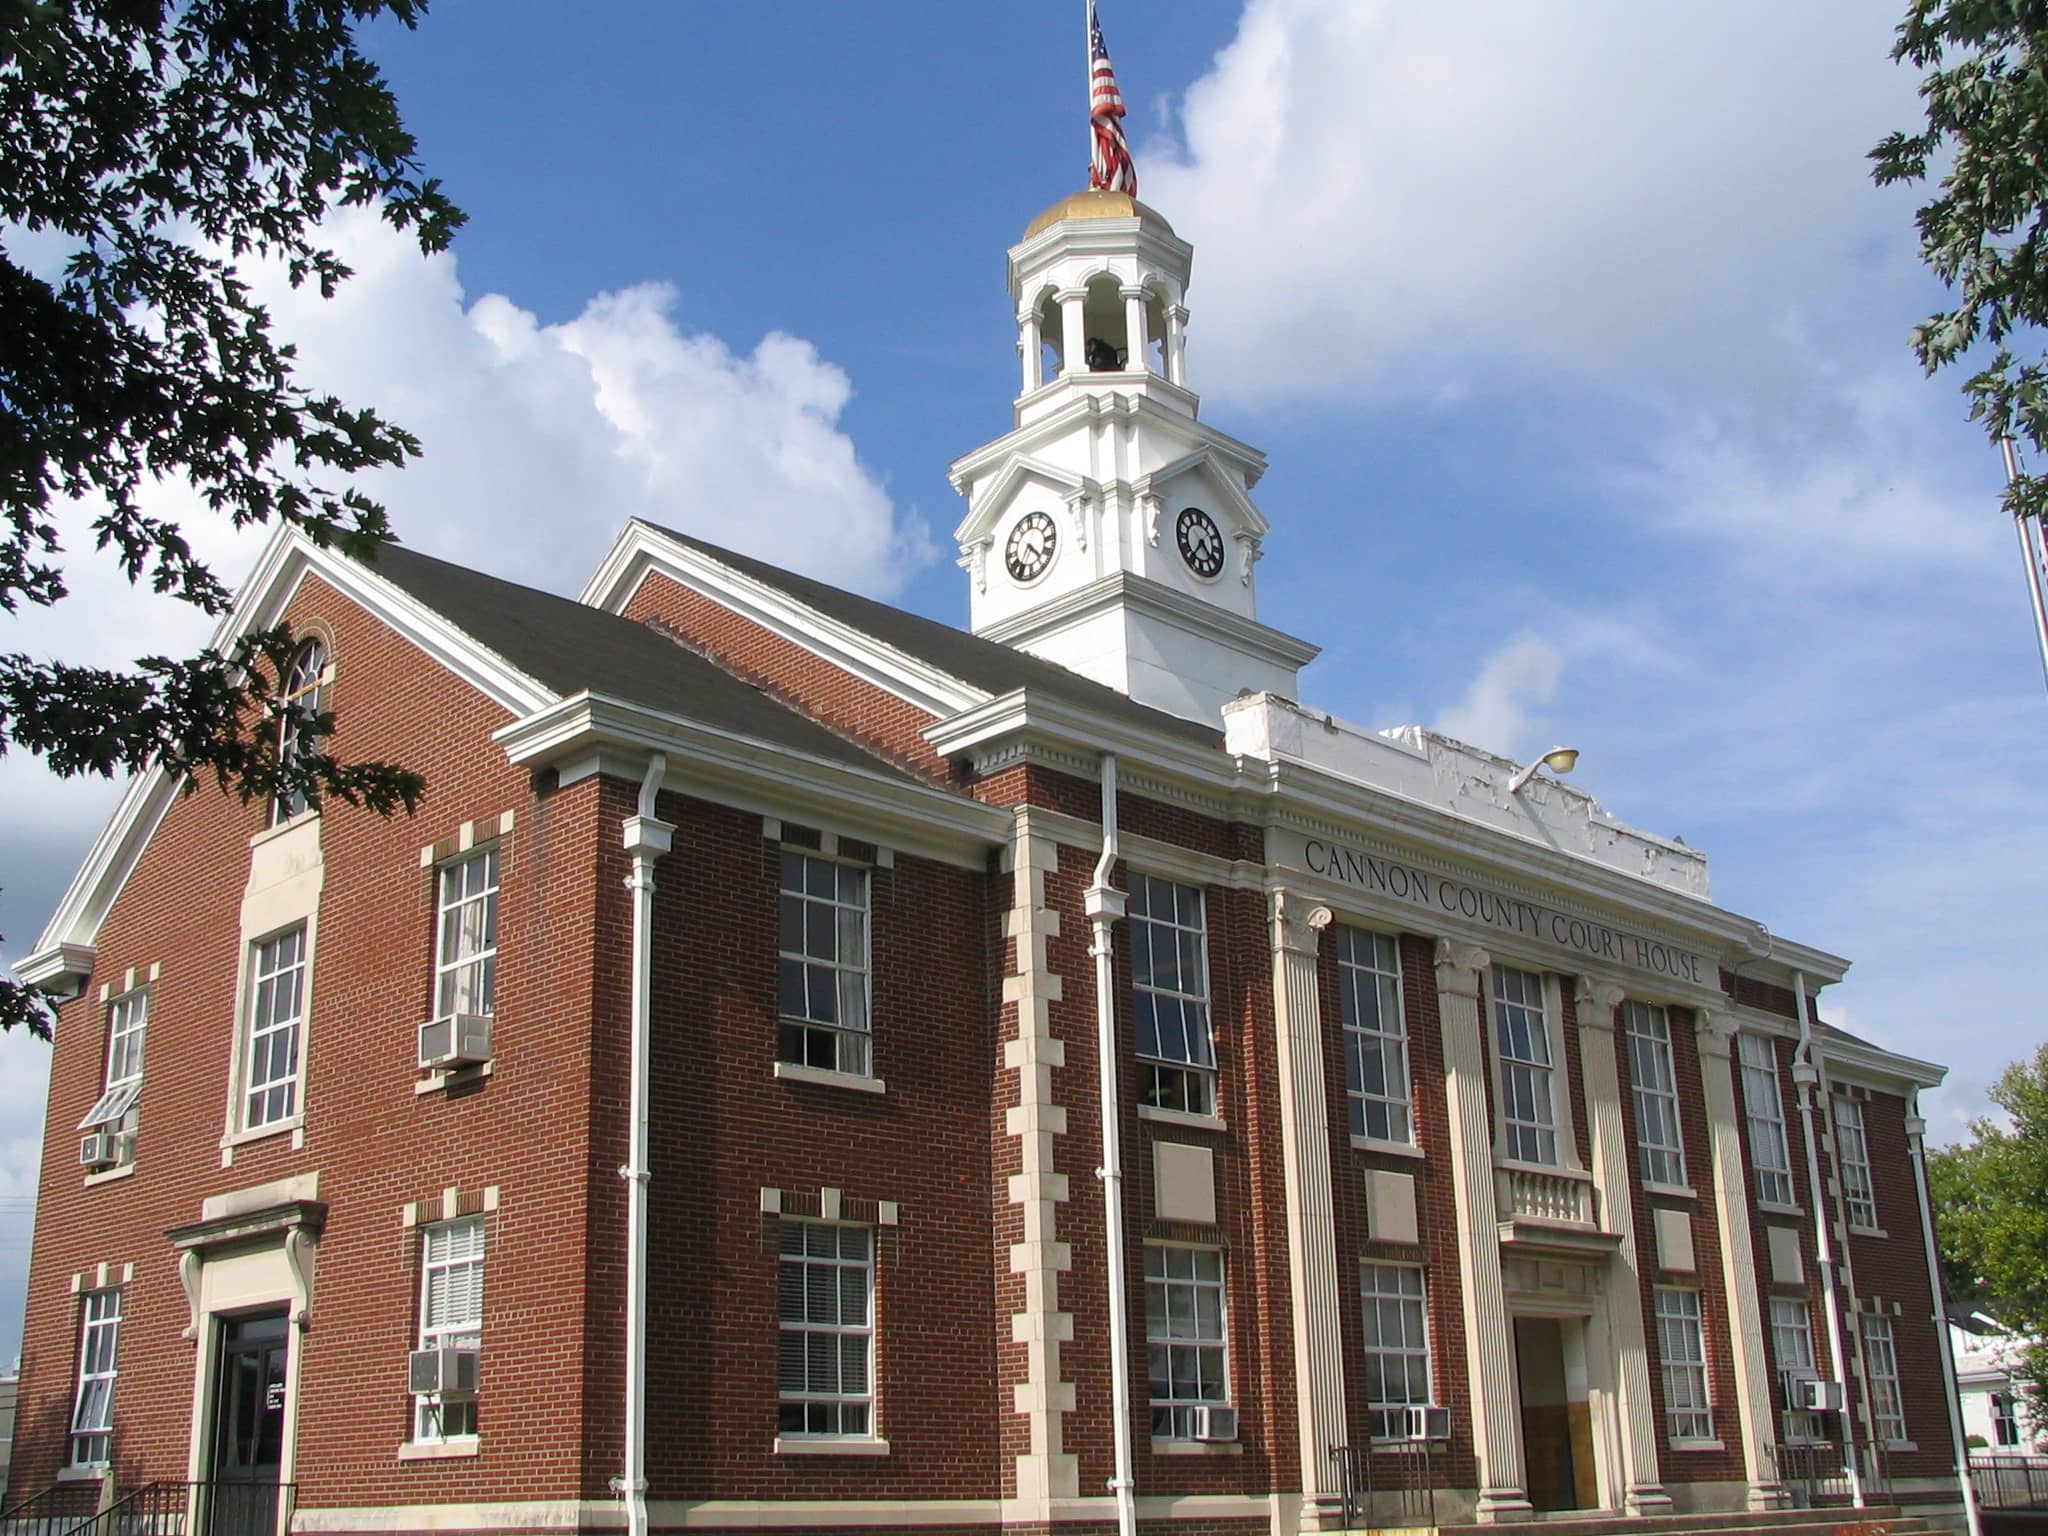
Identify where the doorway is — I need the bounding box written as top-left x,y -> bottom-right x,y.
207,1310 -> 289,1536
1514,1316 -> 1596,1511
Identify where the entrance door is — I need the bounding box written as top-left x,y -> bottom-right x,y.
208,1311 -> 289,1536
1513,1316 -> 1582,1511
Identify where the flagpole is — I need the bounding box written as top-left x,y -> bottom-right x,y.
2000,438 -> 2048,698
1085,0 -> 1094,182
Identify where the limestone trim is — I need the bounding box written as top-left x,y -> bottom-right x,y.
1267,886 -> 1344,1505
1434,939 -> 1531,1518
1002,811 -> 1078,1509
1697,1009 -> 1790,1510
1574,974 -> 1672,1516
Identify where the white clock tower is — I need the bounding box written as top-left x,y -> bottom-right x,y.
949,189 -> 1318,728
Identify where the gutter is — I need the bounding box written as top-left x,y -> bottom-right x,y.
1905,1089 -> 1985,1536
1083,755 -> 1136,1536
615,755 -> 673,1536
1792,971 -> 1864,1506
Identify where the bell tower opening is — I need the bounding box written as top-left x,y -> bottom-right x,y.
1082,274 -> 1128,372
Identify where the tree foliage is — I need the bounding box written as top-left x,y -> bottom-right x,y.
1929,1044 -> 2048,1425
1873,3 -> 2048,521
1,0 -> 462,1035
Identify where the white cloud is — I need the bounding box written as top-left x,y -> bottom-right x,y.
1142,0 -> 1924,399
1433,631 -> 1563,757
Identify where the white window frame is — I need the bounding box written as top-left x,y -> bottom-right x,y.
1834,1096 -> 1878,1230
240,924 -> 308,1132
1625,1001 -> 1687,1188
1737,1033 -> 1797,1207
777,1217 -> 876,1439
79,988 -> 148,1155
1360,1262 -> 1432,1440
69,1287 -> 121,1467
1770,1296 -> 1825,1442
1144,1241 -> 1230,1439
777,850 -> 873,1078
1863,1314 -> 1907,1446
1654,1286 -> 1715,1443
1993,1391 -> 2021,1448
1492,965 -> 1559,1165
1340,927 -> 1411,1145
435,846 -> 500,1020
415,1216 -> 484,1443
272,637 -> 327,826
1129,875 -> 1217,1118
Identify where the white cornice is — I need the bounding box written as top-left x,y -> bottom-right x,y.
976,572 -> 1320,669
579,523 -> 987,718
1815,1031 -> 1946,1092
22,528 -> 558,970
948,393 -> 1268,494
494,693 -> 1011,871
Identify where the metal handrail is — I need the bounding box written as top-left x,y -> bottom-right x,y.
0,1478 -> 103,1536
0,1480 -> 298,1536
1972,1453 -> 2048,1510
1329,1439 -> 1439,1530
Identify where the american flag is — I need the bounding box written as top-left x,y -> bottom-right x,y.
1088,0 -> 1137,196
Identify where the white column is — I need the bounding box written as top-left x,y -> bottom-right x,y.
1019,308 -> 1042,394
1119,286 -> 1149,373
1574,976 -> 1673,1516
1058,287 -> 1088,378
1270,889 -> 1346,1516
1697,1010 -> 1789,1510
1165,304 -> 1189,385
1435,940 -> 1531,1519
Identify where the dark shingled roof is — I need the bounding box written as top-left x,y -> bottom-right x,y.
364,542 -> 925,783
640,522 -> 1227,751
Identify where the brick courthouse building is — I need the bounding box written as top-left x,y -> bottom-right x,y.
8,185 -> 1973,1536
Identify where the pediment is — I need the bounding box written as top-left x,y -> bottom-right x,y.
951,455 -> 1101,547
1133,447 -> 1269,542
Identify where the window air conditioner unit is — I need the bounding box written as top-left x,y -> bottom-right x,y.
408,1346 -> 479,1396
418,1013 -> 492,1071
78,1131 -> 125,1170
1378,1404 -> 1453,1442
1189,1404 -> 1239,1443
1795,1377 -> 1844,1413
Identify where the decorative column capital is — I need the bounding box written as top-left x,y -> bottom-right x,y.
1118,284 -> 1150,302
1574,975 -> 1626,1026
1054,286 -> 1089,304
1433,939 -> 1491,995
1270,887 -> 1333,958
1167,304 -> 1189,324
1695,1008 -> 1737,1060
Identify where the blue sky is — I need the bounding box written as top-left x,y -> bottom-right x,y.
2,1 -> 2042,1356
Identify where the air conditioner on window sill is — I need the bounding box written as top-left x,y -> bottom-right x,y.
78,1131 -> 128,1170
418,1013 -> 492,1071
1788,1375 -> 1843,1413
1375,1404 -> 1453,1443
408,1346 -> 479,1396
1189,1405 -> 1239,1443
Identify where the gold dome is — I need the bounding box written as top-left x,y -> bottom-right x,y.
1022,189 -> 1176,242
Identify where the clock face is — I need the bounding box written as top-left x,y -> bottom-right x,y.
1005,510 -> 1058,583
1176,506 -> 1226,579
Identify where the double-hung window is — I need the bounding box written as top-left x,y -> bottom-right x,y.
1340,928 -> 1410,1144
435,848 -> 499,1019
70,1288 -> 121,1466
272,638 -> 326,825
778,851 -> 871,1077
1492,965 -> 1557,1164
1863,1315 -> 1906,1445
1144,1243 -> 1229,1437
1770,1296 -> 1823,1441
1833,1097 -> 1877,1229
242,925 -> 307,1130
777,1219 -> 874,1437
1738,1033 -> 1796,1206
1625,1001 -> 1686,1187
1129,876 -> 1217,1117
1361,1263 -> 1432,1440
416,1217 -> 484,1441
1994,1392 -> 2021,1448
79,988 -> 148,1162
1654,1287 -> 1714,1442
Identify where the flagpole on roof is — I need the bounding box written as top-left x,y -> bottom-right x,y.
1085,0 -> 1094,180
2000,437 -> 2048,698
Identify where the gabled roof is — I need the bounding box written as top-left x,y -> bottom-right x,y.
629,522 -> 1225,752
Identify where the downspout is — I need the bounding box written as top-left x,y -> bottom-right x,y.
1791,971 -> 1865,1506
1083,755 -> 1136,1536
616,755 -> 672,1536
1905,1088 -> 1985,1536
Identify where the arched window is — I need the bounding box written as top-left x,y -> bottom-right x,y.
273,638 -> 327,825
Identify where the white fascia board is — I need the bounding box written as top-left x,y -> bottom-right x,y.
577,523 -> 987,719
25,527 -> 558,964
495,693 -> 1011,869
1815,1033 -> 1947,1092
923,688 -> 1246,796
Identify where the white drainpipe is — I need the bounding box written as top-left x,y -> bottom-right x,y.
1905,1087 -> 1985,1536
616,754 -> 672,1536
1791,971 -> 1864,1506
1082,755 -> 1136,1536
